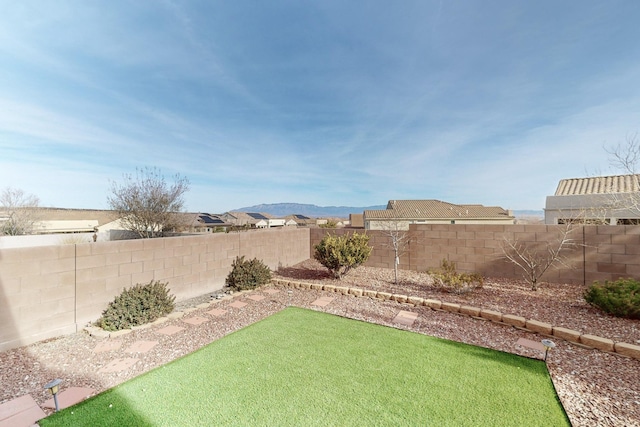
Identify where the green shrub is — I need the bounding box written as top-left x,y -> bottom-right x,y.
584,278 -> 640,319
429,259 -> 484,294
225,256 -> 272,291
97,280 -> 175,331
314,232 -> 372,279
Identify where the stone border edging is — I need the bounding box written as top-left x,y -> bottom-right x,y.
272,279 -> 640,361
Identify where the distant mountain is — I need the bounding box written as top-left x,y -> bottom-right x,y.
234,203 -> 386,218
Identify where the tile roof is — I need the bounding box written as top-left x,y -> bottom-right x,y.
554,174 -> 640,196
364,200 -> 512,219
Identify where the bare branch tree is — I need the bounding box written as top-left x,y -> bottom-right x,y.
107,167 -> 190,239
603,133 -> 640,220
501,222 -> 579,291
379,220 -> 412,285
0,187 -> 41,235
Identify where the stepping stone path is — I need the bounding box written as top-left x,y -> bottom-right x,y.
182,316 -> 209,326
125,340 -> 158,353
263,289 -> 280,294
92,340 -> 122,353
207,308 -> 227,316
311,296 -> 334,307
0,394 -> 46,427
247,295 -> 266,301
156,325 -> 185,336
516,337 -> 546,357
42,387 -> 95,411
98,357 -> 139,373
393,310 -> 418,327
229,301 -> 248,309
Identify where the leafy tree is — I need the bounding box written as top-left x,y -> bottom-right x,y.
0,187 -> 41,235
314,232 -> 372,279
107,167 -> 190,238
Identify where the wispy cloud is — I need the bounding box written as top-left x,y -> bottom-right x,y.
1,1 -> 640,212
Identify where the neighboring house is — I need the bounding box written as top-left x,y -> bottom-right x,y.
284,214 -> 316,227
220,211 -> 288,228
364,200 -> 515,230
349,213 -> 364,228
32,208 -> 115,234
545,174 -> 640,225
34,220 -> 99,234
188,213 -> 231,233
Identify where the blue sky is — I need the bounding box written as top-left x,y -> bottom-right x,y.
1,1 -> 639,212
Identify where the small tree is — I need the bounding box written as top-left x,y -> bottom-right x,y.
501,222 -> 579,290
314,232 -> 372,279
107,167 -> 190,238
603,133 -> 640,218
0,187 -> 41,235
379,220 -> 411,285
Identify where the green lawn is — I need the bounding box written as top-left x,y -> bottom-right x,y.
40,308 -> 569,426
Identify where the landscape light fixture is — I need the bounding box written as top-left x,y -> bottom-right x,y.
44,379 -> 62,412
541,339 -> 556,362
287,290 -> 293,306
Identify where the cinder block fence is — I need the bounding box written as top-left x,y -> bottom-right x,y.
2,223 -> 640,352
0,228 -> 309,352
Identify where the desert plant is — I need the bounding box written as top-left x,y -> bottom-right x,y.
97,280 -> 175,331
225,256 -> 272,291
429,259 -> 484,294
501,222 -> 578,291
319,220 -> 339,229
584,278 -> 640,319
314,232 -> 372,279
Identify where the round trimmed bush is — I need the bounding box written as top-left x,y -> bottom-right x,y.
97,280 -> 176,331
225,256 -> 272,291
584,278 -> 640,319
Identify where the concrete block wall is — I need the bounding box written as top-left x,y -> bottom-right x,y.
0,245 -> 78,351
0,228 -> 309,352
310,224 -> 640,285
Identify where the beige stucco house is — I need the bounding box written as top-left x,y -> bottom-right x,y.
545,174 -> 640,225
364,200 -> 515,230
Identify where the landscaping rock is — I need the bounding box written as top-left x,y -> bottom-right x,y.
460,305 -> 481,317
392,294 -> 408,303
580,334 -> 615,352
376,292 -> 392,301
408,296 -> 424,306
502,314 -> 526,328
480,309 -> 502,322
349,288 -> 364,297
424,299 -> 441,309
614,342 -> 640,360
552,327 -> 581,342
335,286 -> 350,295
363,289 -> 378,298
109,329 -> 132,338
525,319 -> 553,335
441,302 -> 460,313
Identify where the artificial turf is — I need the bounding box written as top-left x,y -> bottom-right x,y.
40,307 -> 569,426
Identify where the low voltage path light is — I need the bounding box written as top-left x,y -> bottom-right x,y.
287,290 -> 293,306
541,339 -> 556,362
44,379 -> 62,412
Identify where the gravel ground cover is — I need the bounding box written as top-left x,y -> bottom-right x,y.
1,259 -> 639,426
